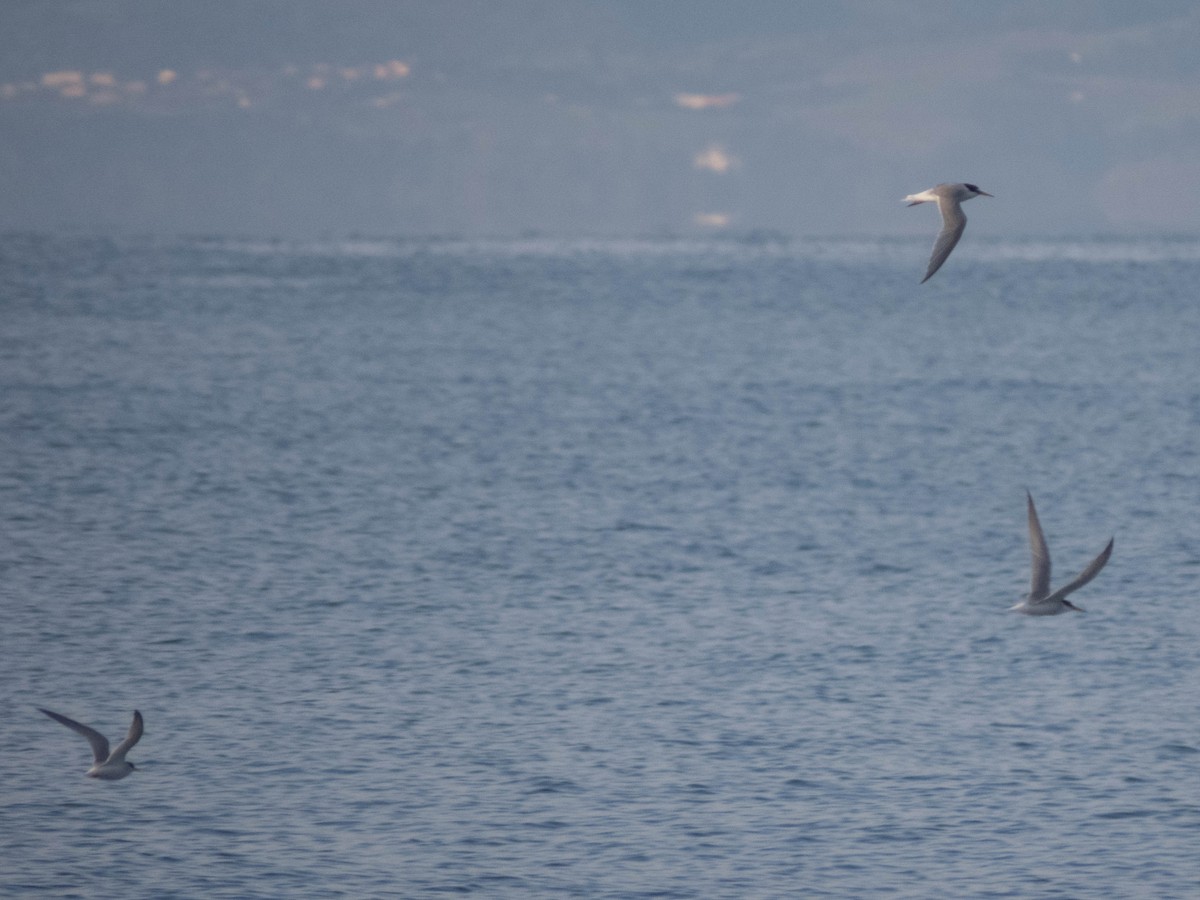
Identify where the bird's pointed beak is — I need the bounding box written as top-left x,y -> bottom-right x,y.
1064,600 -> 1085,613
979,191 -> 994,197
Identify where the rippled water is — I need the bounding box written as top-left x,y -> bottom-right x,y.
3,233 -> 1200,897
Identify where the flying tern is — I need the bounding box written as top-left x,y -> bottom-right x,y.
38,708 -> 143,780
1010,492 -> 1113,616
904,182 -> 993,283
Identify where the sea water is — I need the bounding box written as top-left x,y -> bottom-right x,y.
3,233 -> 1200,897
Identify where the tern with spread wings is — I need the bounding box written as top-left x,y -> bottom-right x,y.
38,708 -> 144,780
904,182 -> 993,283
1010,492 -> 1113,616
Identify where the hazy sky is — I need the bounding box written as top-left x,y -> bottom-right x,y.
2,0 -> 1198,237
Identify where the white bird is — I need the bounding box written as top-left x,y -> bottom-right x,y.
39,708 -> 143,780
904,182 -> 993,283
1010,492 -> 1113,616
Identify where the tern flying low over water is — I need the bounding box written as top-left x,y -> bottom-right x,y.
904,182 -> 993,283
38,708 -> 143,780
1010,492 -> 1113,616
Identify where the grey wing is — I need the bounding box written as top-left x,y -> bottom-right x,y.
1026,492 -> 1052,601
1046,538 -> 1113,603
920,199 -> 967,283
108,710 -> 144,762
38,708 -> 110,764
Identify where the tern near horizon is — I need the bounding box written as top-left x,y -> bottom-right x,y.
904,182 -> 993,283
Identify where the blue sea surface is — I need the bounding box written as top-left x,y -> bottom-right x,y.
3,233 -> 1200,897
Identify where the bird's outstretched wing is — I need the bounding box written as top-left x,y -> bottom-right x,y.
1026,492 -> 1052,601
921,197 -> 967,283
109,710 -> 144,762
39,708 -> 109,764
1046,538 -> 1113,604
